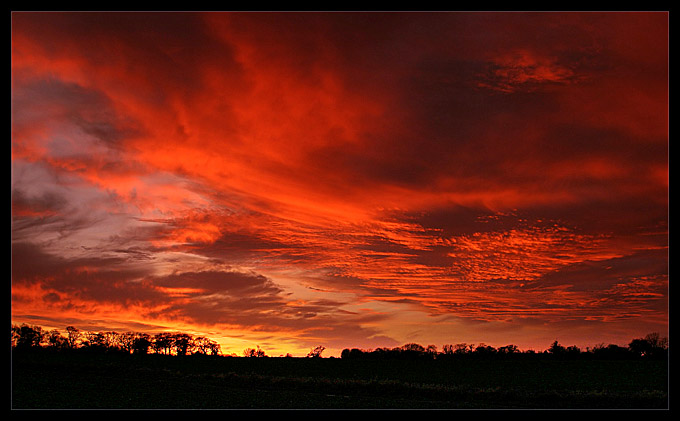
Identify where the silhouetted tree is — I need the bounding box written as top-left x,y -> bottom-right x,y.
425,344 -> 438,358
10,324 -> 227,357
369,347 -> 390,359
644,332 -> 668,349
340,348 -> 364,359
171,333 -> 194,356
65,326 -> 81,349
591,343 -> 630,359
45,329 -> 67,349
117,332 -> 137,354
152,332 -> 175,355
306,345 -> 325,358
399,343 -> 425,359
628,338 -> 651,357
547,340 -> 566,356
454,343 -> 475,354
103,331 -> 123,352
244,345 -> 266,357
566,345 -> 581,357
498,344 -> 519,355
474,344 -> 498,357
401,343 -> 425,352
12,324 -> 45,349
82,331 -> 109,352
628,332 -> 668,358
208,341 -> 222,356
132,333 -> 152,355
193,336 -> 221,355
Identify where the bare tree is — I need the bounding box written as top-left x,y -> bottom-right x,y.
644,332 -> 668,350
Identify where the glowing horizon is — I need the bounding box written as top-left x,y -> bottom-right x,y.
11,11 -> 668,357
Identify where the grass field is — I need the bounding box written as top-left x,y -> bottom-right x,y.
11,350 -> 668,409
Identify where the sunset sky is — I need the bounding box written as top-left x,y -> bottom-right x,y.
11,11 -> 668,357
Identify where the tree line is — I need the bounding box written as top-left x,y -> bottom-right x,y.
11,324 -> 221,356
11,324 -> 667,360
11,324 -> 327,358
340,333 -> 668,360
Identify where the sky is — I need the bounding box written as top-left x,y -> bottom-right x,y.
11,11 -> 668,357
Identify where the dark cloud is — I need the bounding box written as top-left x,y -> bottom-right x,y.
151,270 -> 283,296
534,248 -> 668,292
11,188 -> 67,218
10,173 -> 113,245
12,77 -> 143,147
11,242 -> 154,302
180,230 -> 303,263
12,242 -> 126,284
412,205 -> 508,237
12,12 -> 242,96
148,272 -> 379,337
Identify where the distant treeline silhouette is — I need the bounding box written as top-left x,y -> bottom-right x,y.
11,324 -> 668,360
11,324 -> 221,356
341,335 -> 668,360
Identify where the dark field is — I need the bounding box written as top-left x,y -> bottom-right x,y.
11,350 -> 668,409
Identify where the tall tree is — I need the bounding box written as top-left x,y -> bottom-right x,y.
65,326 -> 81,349
152,332 -> 175,355
172,333 -> 194,356
194,337 -> 221,355
12,324 -> 44,349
